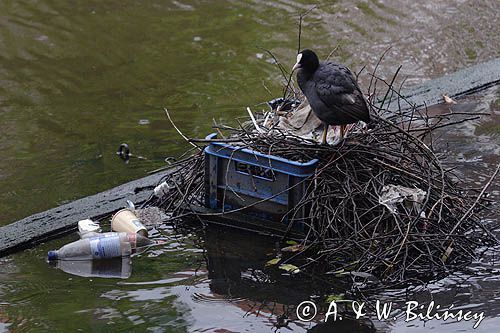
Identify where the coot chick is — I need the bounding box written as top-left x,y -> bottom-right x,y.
292,49 -> 370,144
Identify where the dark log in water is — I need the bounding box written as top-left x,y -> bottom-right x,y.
0,58 -> 499,257
396,57 -> 500,110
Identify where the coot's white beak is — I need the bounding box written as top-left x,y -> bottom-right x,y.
292,53 -> 302,71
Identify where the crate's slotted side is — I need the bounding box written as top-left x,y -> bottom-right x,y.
205,152 -> 219,209
203,134 -> 319,230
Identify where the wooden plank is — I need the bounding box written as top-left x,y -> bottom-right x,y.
391,57 -> 500,110
0,58 -> 499,257
0,171 -> 171,257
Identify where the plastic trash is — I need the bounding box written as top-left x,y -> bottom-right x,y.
81,232 -> 154,247
126,200 -> 136,210
52,257 -> 132,279
267,97 -> 300,111
78,232 -> 155,249
47,232 -> 154,261
80,231 -> 102,239
153,180 -> 174,198
77,219 -> 101,236
117,143 -> 130,161
378,185 -> 427,216
111,208 -> 148,237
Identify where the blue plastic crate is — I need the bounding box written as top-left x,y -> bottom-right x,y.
204,133 -> 318,229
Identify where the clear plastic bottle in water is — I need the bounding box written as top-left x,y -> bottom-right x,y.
47,232 -> 155,261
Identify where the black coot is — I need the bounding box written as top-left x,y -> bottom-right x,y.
292,49 -> 370,144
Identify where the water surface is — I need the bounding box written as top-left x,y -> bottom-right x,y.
0,1 -> 499,332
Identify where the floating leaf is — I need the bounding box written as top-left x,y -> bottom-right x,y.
279,264 -> 300,274
285,240 -> 298,245
266,258 -> 281,266
325,294 -> 344,303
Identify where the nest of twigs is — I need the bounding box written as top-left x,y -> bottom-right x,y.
143,68 -> 498,286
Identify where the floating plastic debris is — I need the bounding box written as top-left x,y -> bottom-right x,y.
443,94 -> 458,104
379,185 -> 427,216
111,208 -> 148,237
47,232 -> 154,261
77,219 -> 101,236
117,143 -> 130,161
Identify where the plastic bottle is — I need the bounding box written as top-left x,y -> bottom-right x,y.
47,232 -> 155,261
126,233 -> 155,249
80,232 -> 154,248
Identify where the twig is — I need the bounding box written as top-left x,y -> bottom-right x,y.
247,107 -> 263,133
447,163 -> 500,239
164,107 -> 201,151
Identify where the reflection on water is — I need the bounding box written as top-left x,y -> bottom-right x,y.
52,257 -> 132,279
0,229 -> 201,332
0,0 -> 499,332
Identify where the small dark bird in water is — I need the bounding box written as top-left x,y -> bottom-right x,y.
292,49 -> 370,144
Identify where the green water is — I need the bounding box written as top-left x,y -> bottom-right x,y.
0,1 -> 499,332
0,1 -> 306,225
0,232 -> 201,332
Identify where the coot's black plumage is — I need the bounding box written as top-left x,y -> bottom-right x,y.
292,49 -> 370,144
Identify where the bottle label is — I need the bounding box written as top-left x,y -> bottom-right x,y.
90,235 -> 122,259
